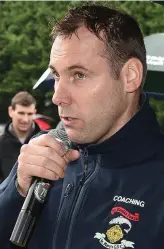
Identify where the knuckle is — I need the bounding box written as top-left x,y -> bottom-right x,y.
20,144 -> 28,152
40,134 -> 50,144
46,147 -> 54,158
57,166 -> 65,178
29,135 -> 45,144
42,157 -> 48,167
53,175 -> 60,181
18,152 -> 29,163
44,134 -> 50,141
38,166 -> 54,180
38,166 -> 46,176
45,170 -> 55,180
63,153 -> 70,163
29,137 -> 37,144
18,153 -> 25,163
60,160 -> 67,170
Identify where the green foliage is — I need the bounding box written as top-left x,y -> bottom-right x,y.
0,1 -> 69,93
110,1 -> 164,36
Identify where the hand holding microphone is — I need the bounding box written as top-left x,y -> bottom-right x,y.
17,130 -> 79,196
10,129 -> 80,247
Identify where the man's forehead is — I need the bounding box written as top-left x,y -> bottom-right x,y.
51,27 -> 104,54
14,104 -> 35,111
50,30 -> 106,71
54,26 -> 97,42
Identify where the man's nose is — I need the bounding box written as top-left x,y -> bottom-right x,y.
22,115 -> 29,122
52,80 -> 71,106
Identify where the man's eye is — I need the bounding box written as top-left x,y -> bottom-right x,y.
75,72 -> 85,79
53,72 -> 60,80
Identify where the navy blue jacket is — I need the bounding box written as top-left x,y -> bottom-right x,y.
1,94 -> 164,249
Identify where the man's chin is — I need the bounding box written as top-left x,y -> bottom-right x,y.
18,127 -> 30,132
65,128 -> 79,142
65,127 -> 87,144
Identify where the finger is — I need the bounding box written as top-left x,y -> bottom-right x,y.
21,144 -> 66,169
23,138 -> 80,164
17,163 -> 60,195
29,134 -> 65,155
18,153 -> 66,178
18,162 -> 61,181
63,149 -> 80,163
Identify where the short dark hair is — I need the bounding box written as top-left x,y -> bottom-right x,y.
51,4 -> 147,86
11,91 -> 36,109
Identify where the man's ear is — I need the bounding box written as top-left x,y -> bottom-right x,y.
120,58 -> 143,93
8,106 -> 13,118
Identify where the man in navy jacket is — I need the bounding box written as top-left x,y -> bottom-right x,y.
1,4 -> 164,249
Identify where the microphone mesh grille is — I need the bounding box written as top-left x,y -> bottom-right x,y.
48,129 -> 71,152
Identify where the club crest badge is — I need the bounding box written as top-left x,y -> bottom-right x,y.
106,224 -> 123,243
94,207 -> 139,249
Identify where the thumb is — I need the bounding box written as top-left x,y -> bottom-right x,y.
63,149 -> 80,163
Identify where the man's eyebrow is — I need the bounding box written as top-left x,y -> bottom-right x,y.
17,111 -> 25,114
48,64 -> 89,73
49,64 -> 57,72
67,65 -> 89,72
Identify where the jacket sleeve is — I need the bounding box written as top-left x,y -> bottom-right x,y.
0,138 -> 4,183
0,162 -> 25,249
0,130 -> 50,248
0,158 -> 4,183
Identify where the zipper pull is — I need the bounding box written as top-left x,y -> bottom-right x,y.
64,183 -> 74,197
79,148 -> 88,186
83,148 -> 88,175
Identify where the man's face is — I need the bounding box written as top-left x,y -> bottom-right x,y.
8,104 -> 36,133
50,27 -> 129,144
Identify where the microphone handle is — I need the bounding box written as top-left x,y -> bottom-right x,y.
10,178 -> 51,248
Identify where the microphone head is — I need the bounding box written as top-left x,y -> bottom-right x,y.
48,129 -> 71,152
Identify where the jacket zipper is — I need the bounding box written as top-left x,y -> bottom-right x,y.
53,148 -> 89,249
79,148 -> 88,185
53,182 -> 74,247
64,148 -> 89,249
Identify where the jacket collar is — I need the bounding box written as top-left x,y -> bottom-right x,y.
78,92 -> 164,168
5,121 -> 41,144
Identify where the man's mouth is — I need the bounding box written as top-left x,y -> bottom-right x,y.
20,123 -> 28,126
62,117 -> 74,121
61,116 -> 78,126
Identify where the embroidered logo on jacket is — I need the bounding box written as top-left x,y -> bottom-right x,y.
94,207 -> 139,248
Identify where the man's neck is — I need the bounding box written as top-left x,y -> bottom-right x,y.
14,129 -> 30,144
9,123 -> 34,144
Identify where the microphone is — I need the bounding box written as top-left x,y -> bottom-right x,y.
10,129 -> 71,248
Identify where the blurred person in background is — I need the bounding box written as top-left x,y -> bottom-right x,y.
0,91 -> 41,181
